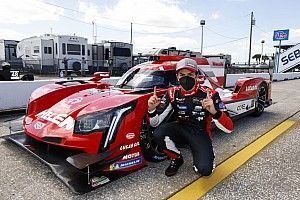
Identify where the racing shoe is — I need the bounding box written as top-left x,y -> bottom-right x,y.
165,155 -> 184,177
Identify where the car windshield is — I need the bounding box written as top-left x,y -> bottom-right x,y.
116,67 -> 178,89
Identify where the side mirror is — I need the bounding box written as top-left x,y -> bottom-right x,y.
90,72 -> 110,81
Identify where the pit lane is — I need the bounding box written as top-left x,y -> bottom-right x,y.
0,79 -> 300,200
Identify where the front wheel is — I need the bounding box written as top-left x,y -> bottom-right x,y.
252,83 -> 267,117
140,117 -> 167,162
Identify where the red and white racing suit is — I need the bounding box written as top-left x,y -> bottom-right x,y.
148,85 -> 234,176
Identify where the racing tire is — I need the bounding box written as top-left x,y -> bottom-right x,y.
140,117 -> 167,162
252,83 -> 267,117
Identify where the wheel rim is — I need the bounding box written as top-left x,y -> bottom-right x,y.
257,85 -> 266,113
140,119 -> 166,157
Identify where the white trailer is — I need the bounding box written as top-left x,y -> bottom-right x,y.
87,41 -> 133,75
17,34 -> 88,73
0,39 -> 22,69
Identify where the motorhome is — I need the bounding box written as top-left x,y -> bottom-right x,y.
143,47 -> 202,58
0,40 -> 22,69
88,41 -> 133,75
17,34 -> 88,73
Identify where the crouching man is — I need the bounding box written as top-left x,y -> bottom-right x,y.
148,58 -> 233,177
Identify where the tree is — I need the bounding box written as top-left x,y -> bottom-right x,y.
261,55 -> 269,64
252,54 -> 261,64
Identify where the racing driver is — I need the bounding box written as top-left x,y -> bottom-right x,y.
147,58 -> 234,177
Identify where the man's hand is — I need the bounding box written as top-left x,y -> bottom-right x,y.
202,91 -> 217,115
148,86 -> 161,112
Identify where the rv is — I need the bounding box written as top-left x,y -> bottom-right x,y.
17,34 -> 88,73
88,41 -> 132,75
143,47 -> 202,58
0,40 -> 22,69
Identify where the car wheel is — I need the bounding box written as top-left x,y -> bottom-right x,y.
140,117 -> 167,162
252,83 -> 267,117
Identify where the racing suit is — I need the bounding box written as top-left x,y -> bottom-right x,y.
148,86 -> 233,176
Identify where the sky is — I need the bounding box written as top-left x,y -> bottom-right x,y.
1,0 -> 300,62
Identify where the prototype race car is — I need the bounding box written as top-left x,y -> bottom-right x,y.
3,55 -> 272,194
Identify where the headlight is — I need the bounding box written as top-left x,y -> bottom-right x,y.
74,108 -> 114,134
74,101 -> 136,137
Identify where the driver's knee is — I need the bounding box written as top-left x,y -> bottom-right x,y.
193,164 -> 213,176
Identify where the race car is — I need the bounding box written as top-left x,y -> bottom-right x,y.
3,55 -> 272,194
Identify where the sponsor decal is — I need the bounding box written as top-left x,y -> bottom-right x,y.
178,111 -> 186,115
212,61 -> 224,67
36,110 -> 74,130
153,155 -> 167,160
245,85 -> 258,91
218,102 -> 226,109
66,97 -> 83,105
176,98 -> 185,103
177,105 -> 187,110
90,176 -> 110,187
34,121 -> 46,130
194,106 -> 203,111
126,132 -> 135,140
120,142 -> 140,150
110,156 -> 142,170
237,104 -> 250,111
122,152 -> 140,160
192,98 -> 202,104
197,117 -> 204,121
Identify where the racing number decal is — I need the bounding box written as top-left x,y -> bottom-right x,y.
10,71 -> 20,80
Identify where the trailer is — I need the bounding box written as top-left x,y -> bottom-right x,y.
88,41 -> 132,75
17,34 -> 88,74
0,39 -> 22,70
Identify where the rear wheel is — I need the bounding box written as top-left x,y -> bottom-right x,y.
252,83 -> 267,117
140,117 -> 167,162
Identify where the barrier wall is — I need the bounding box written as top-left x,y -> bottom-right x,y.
225,73 -> 270,87
225,72 -> 300,87
0,77 -> 120,112
1,73 -> 299,112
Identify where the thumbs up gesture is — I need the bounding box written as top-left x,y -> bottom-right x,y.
202,91 -> 217,115
148,86 -> 161,112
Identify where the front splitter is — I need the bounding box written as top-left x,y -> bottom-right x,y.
1,132 -> 135,194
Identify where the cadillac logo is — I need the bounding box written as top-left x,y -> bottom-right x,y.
67,97 -> 83,105
34,121 -> 46,130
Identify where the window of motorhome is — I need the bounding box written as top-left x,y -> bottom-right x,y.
55,43 -> 58,54
113,47 -> 131,57
168,50 -> 179,55
44,47 -> 52,54
82,45 -> 85,56
105,48 -> 110,60
67,44 -> 80,55
33,46 -> 39,54
62,43 -> 66,55
88,49 -> 90,56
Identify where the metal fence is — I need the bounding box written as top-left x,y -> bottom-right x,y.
18,58 -> 125,76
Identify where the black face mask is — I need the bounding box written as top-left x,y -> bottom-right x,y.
179,76 -> 196,91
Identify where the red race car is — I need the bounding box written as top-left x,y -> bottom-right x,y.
3,55 -> 272,194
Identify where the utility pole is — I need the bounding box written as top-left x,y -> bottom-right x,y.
92,21 -> 97,44
130,22 -> 133,44
260,40 -> 265,64
200,20 -> 205,55
248,12 -> 255,66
